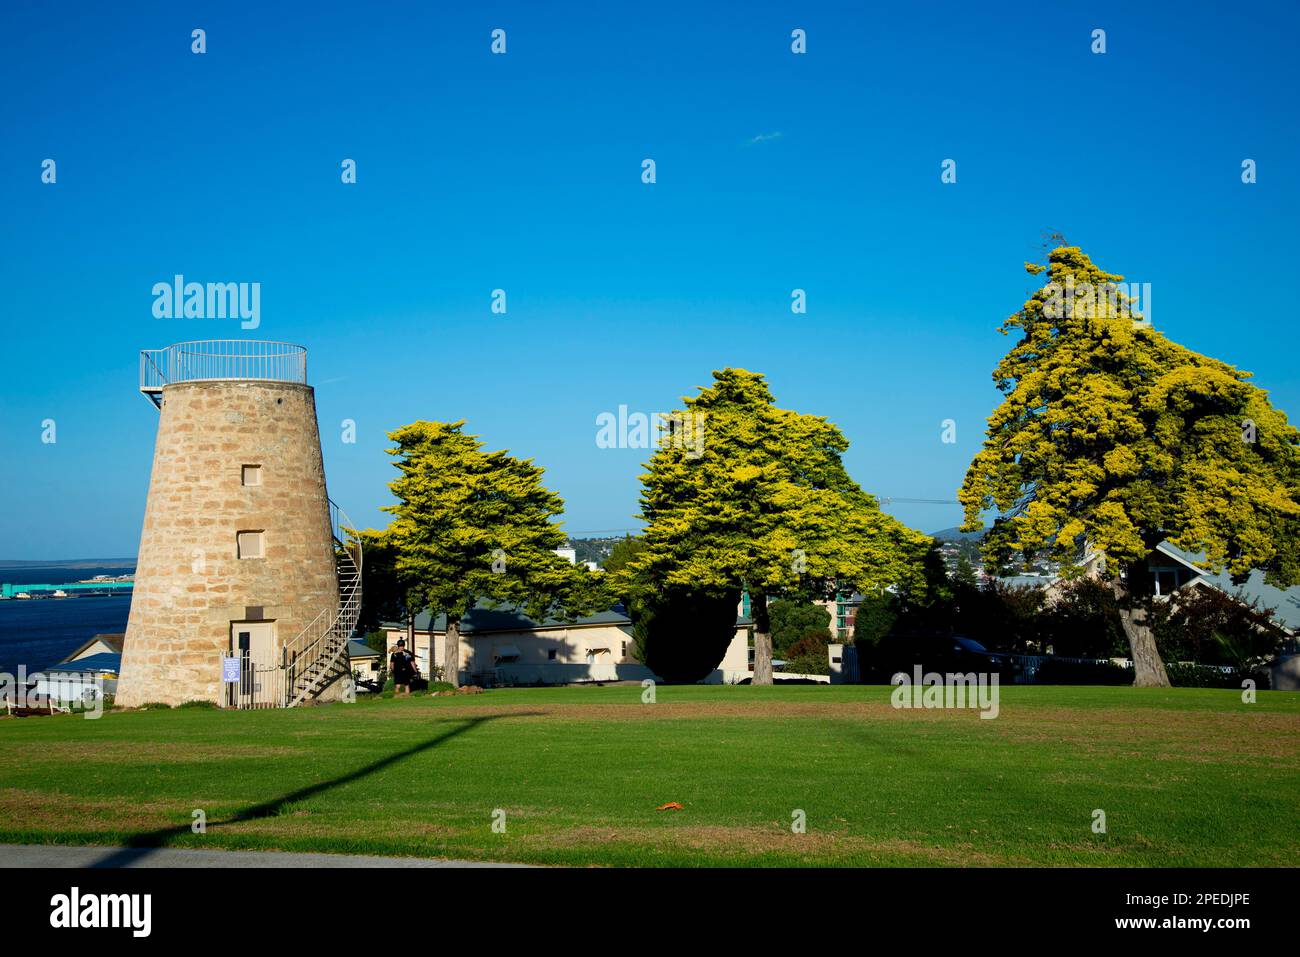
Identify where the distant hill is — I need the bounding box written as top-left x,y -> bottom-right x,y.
928,526 -> 986,542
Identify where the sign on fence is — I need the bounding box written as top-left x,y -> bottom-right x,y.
221,656 -> 241,683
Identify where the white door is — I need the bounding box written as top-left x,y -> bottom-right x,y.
230,622 -> 276,707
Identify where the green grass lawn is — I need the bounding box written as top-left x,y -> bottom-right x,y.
1,684 -> 1297,866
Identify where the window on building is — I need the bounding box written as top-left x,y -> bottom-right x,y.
236,530 -> 264,559
547,649 -> 557,661
241,465 -> 262,486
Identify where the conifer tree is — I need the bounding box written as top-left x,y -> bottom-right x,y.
380,420 -> 604,682
961,247 -> 1300,686
633,369 -> 929,683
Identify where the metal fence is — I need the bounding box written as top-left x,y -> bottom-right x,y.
140,340 -> 307,391
224,648 -> 285,709
1005,654 -> 1133,683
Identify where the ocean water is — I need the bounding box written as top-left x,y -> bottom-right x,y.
0,566 -> 134,673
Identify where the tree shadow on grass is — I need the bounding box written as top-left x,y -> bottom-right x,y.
90,712 -> 536,867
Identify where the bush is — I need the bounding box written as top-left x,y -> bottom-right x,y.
891,544 -> 958,635
1164,662 -> 1251,689
781,633 -> 830,676
1153,588 -> 1287,670
1033,658 -> 1132,686
948,579 -> 1046,654
137,701 -> 173,710
176,700 -> 218,709
1038,578 -> 1129,658
362,629 -> 389,656
769,600 -> 831,657
782,653 -> 829,676
852,593 -> 896,647
639,585 -> 741,683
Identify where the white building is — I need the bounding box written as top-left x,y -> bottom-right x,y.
384,602 -> 752,685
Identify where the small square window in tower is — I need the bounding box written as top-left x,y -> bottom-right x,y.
237,530 -> 265,559
241,464 -> 262,486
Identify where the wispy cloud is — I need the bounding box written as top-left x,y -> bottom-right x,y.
746,131 -> 783,146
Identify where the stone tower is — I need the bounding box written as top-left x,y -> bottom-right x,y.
116,341 -> 359,708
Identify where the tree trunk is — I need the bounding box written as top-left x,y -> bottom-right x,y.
1110,559 -> 1171,688
445,617 -> 462,687
752,592 -> 774,686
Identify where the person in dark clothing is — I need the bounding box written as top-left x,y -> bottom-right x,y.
390,638 -> 418,696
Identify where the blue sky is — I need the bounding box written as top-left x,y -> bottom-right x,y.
2,0 -> 1298,560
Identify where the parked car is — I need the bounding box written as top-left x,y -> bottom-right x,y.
865,632 -> 1021,682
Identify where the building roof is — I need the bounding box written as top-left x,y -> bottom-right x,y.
1157,542 -> 1300,632
347,639 -> 379,659
1152,542 -> 1209,573
985,542 -> 1300,632
385,601 -> 632,635
46,652 -> 121,675
63,633 -> 124,662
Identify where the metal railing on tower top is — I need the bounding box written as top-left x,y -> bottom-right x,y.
140,340 -> 307,405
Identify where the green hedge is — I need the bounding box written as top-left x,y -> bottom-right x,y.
1164,662 -> 1249,689
1033,658 -> 1132,686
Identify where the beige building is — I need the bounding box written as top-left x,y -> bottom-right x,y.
385,603 -> 752,685
64,633 -> 124,662
347,639 -> 382,678
116,341 -> 360,709
814,594 -> 862,641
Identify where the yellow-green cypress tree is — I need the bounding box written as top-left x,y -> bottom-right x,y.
633,369 -> 930,684
379,420 -> 605,683
961,247 -> 1300,686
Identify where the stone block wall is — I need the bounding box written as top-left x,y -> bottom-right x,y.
116,380 -> 339,706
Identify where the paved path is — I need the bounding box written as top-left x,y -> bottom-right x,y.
0,843 -> 528,868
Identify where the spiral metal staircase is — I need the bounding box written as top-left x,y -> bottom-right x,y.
284,500 -> 363,707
